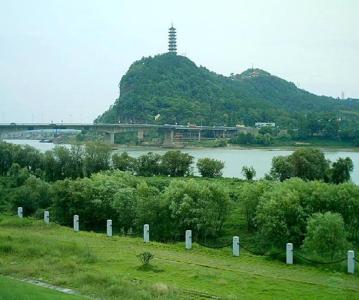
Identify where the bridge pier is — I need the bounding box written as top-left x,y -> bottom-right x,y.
105,132 -> 115,144
164,129 -> 174,145
198,130 -> 201,142
137,129 -> 144,141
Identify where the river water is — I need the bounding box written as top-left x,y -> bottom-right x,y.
4,139 -> 359,184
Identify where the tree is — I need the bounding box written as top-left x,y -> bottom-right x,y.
242,166 -> 256,180
196,158 -> 224,178
302,212 -> 348,260
270,148 -> 330,182
112,152 -> 137,172
330,157 -> 353,184
288,148 -> 329,181
164,180 -> 230,239
136,152 -> 162,176
84,142 -> 111,175
160,150 -> 193,177
255,182 -> 307,249
270,156 -> 294,181
239,181 -> 274,230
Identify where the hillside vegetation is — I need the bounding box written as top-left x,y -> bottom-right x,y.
0,216 -> 358,300
95,53 -> 359,144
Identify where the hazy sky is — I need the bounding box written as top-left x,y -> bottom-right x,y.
1,0 -> 358,123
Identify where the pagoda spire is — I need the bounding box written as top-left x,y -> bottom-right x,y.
168,24 -> 177,54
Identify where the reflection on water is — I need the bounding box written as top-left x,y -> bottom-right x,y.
4,139 -> 359,184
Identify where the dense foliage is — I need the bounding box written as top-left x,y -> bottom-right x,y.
270,148 -> 354,184
95,53 -> 359,145
0,141 -> 358,262
196,158 -> 224,178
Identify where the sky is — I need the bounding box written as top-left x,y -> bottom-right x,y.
0,0 -> 358,123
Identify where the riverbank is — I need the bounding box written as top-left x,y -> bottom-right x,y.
1,216 -> 358,300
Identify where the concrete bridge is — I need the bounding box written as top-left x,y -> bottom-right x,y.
0,123 -> 251,145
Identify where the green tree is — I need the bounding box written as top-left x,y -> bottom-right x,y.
84,142 -> 111,176
289,148 -> 329,181
196,158 -> 224,178
270,148 -> 330,182
255,182 -> 307,249
164,180 -> 230,239
302,212 -> 348,260
239,181 -> 274,230
330,157 -> 353,184
270,156 -> 294,181
160,150 -> 193,177
112,152 -> 137,172
136,152 -> 162,176
242,166 -> 256,180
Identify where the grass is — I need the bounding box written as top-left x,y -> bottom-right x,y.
0,276 -> 84,300
0,215 -> 358,299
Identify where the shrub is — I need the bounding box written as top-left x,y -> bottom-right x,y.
242,166 -> 256,180
137,252 -> 154,266
302,212 -> 348,260
196,158 -> 224,177
160,151 -> 193,177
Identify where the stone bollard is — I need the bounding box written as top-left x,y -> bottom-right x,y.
73,215 -> 79,232
286,243 -> 293,264
143,224 -> 149,243
44,210 -> 49,224
107,219 -> 112,237
17,207 -> 23,218
185,230 -> 192,250
348,250 -> 355,274
233,236 -> 240,257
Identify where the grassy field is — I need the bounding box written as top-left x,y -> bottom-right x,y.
0,276 -> 84,300
0,216 -> 358,299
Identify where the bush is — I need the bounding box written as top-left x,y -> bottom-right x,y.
242,166 -> 256,180
137,252 -> 154,266
164,180 -> 230,239
302,212 -> 348,260
160,150 -> 193,177
112,152 -> 137,172
196,158 -> 224,177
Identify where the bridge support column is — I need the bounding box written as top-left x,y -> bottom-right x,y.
137,129 -> 144,141
198,130 -> 201,142
164,129 -> 174,145
105,132 -> 115,144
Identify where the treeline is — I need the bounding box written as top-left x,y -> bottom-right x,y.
231,117 -> 359,147
0,142 -> 225,182
239,179 -> 359,259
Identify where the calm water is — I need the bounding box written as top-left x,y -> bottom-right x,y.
5,139 -> 359,184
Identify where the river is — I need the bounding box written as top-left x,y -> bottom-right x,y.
4,139 -> 359,184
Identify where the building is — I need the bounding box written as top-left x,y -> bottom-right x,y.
254,122 -> 276,128
168,25 -> 177,54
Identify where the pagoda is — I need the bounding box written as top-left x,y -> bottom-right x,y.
168,25 -> 177,54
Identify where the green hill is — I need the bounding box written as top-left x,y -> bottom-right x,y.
95,53 -> 359,130
1,216 -> 358,299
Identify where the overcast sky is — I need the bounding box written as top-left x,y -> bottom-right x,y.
1,0 -> 358,123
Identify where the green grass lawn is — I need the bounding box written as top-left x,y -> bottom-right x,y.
0,276 -> 84,300
0,215 -> 358,299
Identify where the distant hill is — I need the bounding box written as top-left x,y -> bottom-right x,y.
95,53 -> 359,129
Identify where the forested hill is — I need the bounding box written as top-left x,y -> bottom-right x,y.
95,53 -> 359,129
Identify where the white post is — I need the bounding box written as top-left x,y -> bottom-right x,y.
44,210 -> 49,224
143,224 -> 149,243
107,219 -> 112,237
17,207 -> 23,218
73,215 -> 79,232
185,230 -> 192,250
286,243 -> 293,264
233,236 -> 240,256
348,250 -> 355,274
